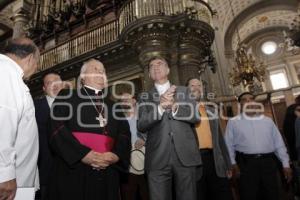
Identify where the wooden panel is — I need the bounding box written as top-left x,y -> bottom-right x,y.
272,102 -> 287,133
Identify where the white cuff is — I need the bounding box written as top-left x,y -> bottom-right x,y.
282,161 -> 290,168
0,165 -> 15,183
230,157 -> 236,165
158,105 -> 165,116
172,105 -> 179,117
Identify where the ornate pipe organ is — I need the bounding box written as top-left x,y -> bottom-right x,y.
25,0 -> 216,96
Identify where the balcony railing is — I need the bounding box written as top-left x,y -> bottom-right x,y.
39,0 -> 213,72
119,0 -> 213,32
39,20 -> 119,71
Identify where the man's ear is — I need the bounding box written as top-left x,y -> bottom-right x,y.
133,98 -> 137,104
80,78 -> 85,85
28,53 -> 34,63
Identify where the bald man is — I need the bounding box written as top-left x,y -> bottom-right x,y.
48,59 -> 131,200
0,38 -> 40,200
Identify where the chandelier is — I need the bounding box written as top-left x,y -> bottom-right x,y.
227,0 -> 266,92
229,44 -> 266,91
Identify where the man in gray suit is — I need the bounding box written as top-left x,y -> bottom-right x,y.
187,78 -> 233,200
137,57 -> 201,200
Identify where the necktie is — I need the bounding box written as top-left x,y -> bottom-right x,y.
195,104 -> 213,149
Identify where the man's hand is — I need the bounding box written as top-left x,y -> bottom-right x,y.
102,152 -> 119,165
92,153 -> 111,170
81,151 -> 97,165
82,151 -> 119,170
81,151 -> 110,169
171,103 -> 178,113
232,164 -> 240,179
134,139 -> 145,149
283,167 -> 292,183
226,170 -> 233,179
160,85 -> 177,110
0,179 -> 17,200
160,94 -> 174,110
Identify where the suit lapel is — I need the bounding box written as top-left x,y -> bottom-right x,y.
149,87 -> 160,104
206,106 -> 218,138
43,97 -> 50,112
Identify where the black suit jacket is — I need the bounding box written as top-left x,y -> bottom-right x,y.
137,86 -> 202,171
34,97 -> 53,185
193,106 -> 232,178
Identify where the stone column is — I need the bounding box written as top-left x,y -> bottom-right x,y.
11,0 -> 31,38
12,13 -> 29,38
177,33 -> 204,85
119,17 -> 214,90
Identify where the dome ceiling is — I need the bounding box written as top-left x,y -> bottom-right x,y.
232,10 -> 298,49
209,0 -> 260,32
208,0 -> 299,51
0,0 -> 298,49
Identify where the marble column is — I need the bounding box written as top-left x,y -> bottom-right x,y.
11,0 -> 31,38
12,13 -> 29,38
177,35 -> 204,85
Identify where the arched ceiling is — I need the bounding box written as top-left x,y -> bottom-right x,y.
208,0 -> 260,32
208,0 -> 299,52
232,10 -> 298,49
0,0 -> 298,50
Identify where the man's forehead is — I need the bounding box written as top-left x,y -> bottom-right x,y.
121,93 -> 133,99
87,61 -> 105,71
241,94 -> 254,99
150,59 -> 166,65
44,74 -> 61,83
46,73 -> 60,79
190,79 -> 202,85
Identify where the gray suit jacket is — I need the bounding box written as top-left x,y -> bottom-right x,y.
197,106 -> 232,178
137,86 -> 202,171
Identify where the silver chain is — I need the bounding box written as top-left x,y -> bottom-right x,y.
82,86 -> 104,115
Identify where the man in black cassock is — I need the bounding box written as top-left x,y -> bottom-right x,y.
48,58 -> 131,200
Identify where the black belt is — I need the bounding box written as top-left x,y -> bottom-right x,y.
237,152 -> 275,159
200,148 -> 213,154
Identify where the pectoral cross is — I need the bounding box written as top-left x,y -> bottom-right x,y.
96,114 -> 107,127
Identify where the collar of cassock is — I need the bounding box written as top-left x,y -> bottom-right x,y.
83,85 -> 103,96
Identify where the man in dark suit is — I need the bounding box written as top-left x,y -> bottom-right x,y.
187,78 -> 233,200
34,72 -> 64,200
137,57 -> 201,200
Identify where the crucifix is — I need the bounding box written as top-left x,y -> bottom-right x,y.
96,113 -> 107,127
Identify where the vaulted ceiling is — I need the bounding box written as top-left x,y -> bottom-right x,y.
0,0 -> 299,51
208,0 -> 299,52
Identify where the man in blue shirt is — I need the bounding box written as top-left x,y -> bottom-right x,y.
225,92 -> 292,200
119,92 -> 148,200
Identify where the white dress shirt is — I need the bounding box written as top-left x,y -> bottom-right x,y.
155,81 -> 178,116
0,54 -> 39,189
46,95 -> 55,107
155,81 -> 171,96
155,81 -> 169,115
